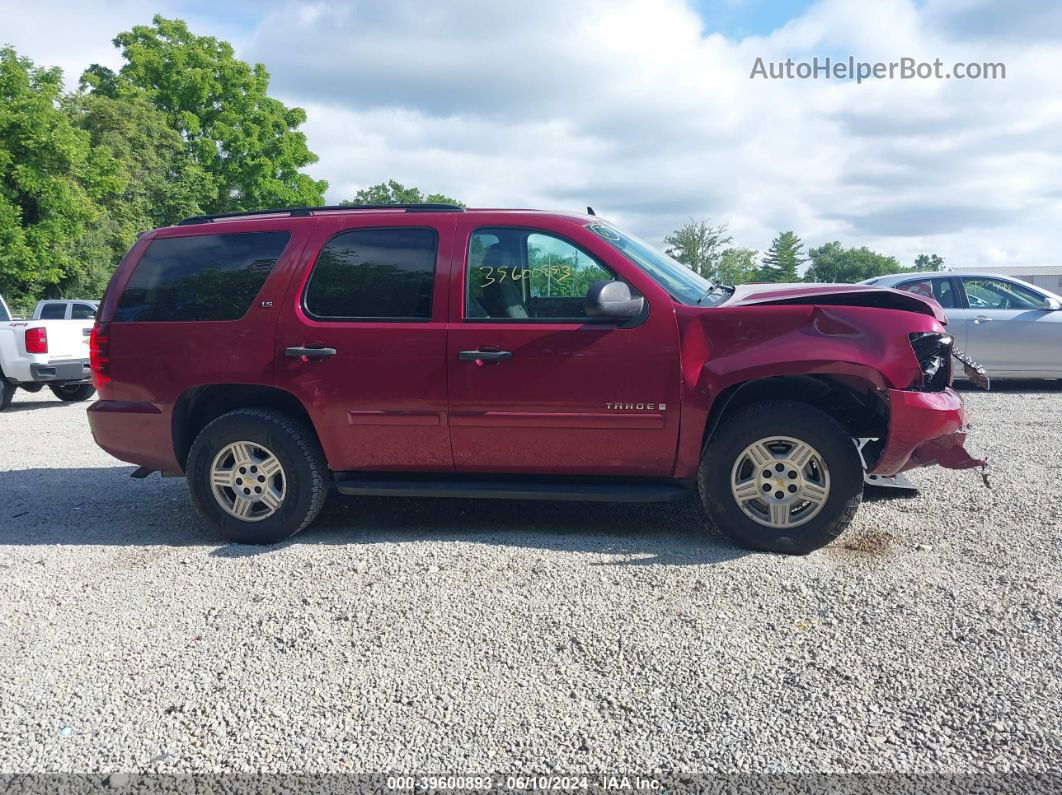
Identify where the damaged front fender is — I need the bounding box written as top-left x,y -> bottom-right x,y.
868,387 -> 988,480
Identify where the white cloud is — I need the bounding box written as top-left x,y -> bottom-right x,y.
3,0 -> 1061,266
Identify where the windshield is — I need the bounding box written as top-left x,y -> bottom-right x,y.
586,222 -> 717,305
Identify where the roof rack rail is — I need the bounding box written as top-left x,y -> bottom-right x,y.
177,203 -> 465,225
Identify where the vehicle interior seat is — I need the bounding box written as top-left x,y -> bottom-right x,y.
480,244 -> 529,319
934,280 -> 957,308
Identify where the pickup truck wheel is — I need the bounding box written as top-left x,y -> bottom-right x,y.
49,383 -> 96,402
699,400 -> 863,554
0,379 -> 13,411
187,408 -> 328,544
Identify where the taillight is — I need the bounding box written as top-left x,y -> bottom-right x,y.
89,322 -> 112,389
25,327 -> 48,354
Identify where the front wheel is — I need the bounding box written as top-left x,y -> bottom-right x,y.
49,383 -> 96,402
186,408 -> 328,544
698,400 -> 863,554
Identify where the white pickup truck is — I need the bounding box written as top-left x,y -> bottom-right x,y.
0,293 -> 96,411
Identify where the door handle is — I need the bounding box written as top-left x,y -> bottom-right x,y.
458,349 -> 512,362
285,345 -> 337,359
973,315 -> 992,324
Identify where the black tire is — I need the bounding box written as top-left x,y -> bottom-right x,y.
698,400 -> 863,554
0,378 -> 14,411
186,408 -> 328,544
49,383 -> 96,402
20,383 -> 43,393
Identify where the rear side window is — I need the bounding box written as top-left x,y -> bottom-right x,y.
39,303 -> 67,319
303,228 -> 437,321
115,231 -> 291,322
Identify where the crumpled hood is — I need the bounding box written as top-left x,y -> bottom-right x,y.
720,282 -> 947,325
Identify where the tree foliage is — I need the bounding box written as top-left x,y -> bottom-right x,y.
0,48 -> 120,306
758,231 -> 805,282
804,241 -> 902,283
82,15 -> 326,214
914,253 -> 944,271
61,91 -> 210,296
716,247 -> 759,285
663,218 -> 732,279
340,179 -> 463,207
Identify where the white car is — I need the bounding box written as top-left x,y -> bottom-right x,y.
863,272 -> 1062,380
32,299 -> 99,320
0,294 -> 96,410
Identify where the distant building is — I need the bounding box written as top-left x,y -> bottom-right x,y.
949,265 -> 1062,294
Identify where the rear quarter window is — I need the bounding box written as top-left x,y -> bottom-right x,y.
115,231 -> 291,322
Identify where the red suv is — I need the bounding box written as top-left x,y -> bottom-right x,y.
88,204 -> 985,553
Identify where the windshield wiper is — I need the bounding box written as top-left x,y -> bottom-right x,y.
697,283 -> 735,305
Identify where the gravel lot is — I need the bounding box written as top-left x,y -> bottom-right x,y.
0,385 -> 1059,783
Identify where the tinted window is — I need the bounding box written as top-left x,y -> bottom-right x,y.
961,277 -> 1048,310
71,303 -> 97,320
304,228 -> 437,320
40,303 -> 67,319
467,228 -> 618,320
115,232 -> 290,322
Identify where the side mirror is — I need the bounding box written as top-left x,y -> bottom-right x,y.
585,280 -> 645,320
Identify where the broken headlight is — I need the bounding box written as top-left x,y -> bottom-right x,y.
909,331 -> 953,391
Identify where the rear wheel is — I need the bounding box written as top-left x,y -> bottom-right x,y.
186,408 -> 328,544
0,379 -> 14,411
698,400 -> 863,554
49,383 -> 96,402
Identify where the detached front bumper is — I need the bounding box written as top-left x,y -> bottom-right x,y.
868,387 -> 986,476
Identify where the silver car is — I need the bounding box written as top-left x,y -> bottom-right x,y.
863,272 -> 1062,379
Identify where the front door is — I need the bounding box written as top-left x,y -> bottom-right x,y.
276,215 -> 456,471
954,276 -> 1062,375
445,220 -> 682,475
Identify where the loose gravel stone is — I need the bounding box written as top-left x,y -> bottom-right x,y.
0,384 -> 1059,778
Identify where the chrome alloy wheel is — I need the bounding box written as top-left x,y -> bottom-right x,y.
730,436 -> 830,529
209,441 -> 286,522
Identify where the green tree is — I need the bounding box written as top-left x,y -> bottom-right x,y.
82,15 -> 326,214
0,48 -> 120,306
340,179 -> 463,207
663,218 -> 732,279
804,241 -> 901,283
716,247 -> 759,285
758,231 -> 805,282
914,253 -> 944,271
62,91 -> 210,296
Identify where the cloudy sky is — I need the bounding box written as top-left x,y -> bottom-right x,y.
3,0 -> 1061,267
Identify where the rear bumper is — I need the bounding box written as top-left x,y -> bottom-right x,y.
28,359 -> 90,383
87,400 -> 181,473
868,387 -> 986,476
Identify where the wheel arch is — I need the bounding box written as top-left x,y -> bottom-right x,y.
701,374 -> 889,456
172,384 -> 320,471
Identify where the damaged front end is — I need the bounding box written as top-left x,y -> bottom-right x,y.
865,338 -> 990,484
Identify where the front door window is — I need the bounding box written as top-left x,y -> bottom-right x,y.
466,228 -> 617,321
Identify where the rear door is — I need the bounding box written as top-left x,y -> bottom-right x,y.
445,217 -> 682,475
275,214 -> 456,472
